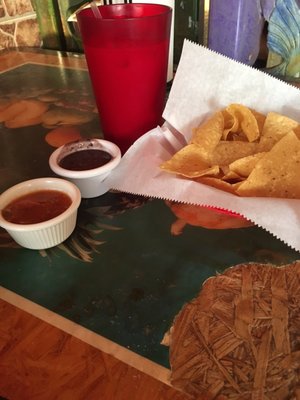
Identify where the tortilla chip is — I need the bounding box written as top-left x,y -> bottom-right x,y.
195,176 -> 236,194
229,152 -> 266,178
237,131 -> 300,198
258,112 -> 300,152
191,111 -> 224,155
222,109 -> 240,139
160,144 -> 220,178
222,170 -> 244,183
250,109 -> 266,134
210,141 -> 257,166
223,103 -> 260,142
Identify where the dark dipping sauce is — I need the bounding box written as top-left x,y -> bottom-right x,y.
59,149 -> 112,171
2,190 -> 72,224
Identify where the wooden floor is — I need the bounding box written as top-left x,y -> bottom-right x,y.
0,299 -> 191,400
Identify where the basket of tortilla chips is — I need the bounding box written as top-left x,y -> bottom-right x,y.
106,41 -> 300,251
161,103 -> 300,199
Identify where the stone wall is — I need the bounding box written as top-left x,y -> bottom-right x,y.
0,0 -> 41,50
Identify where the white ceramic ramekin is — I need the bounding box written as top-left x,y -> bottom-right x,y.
0,177 -> 81,250
49,138 -> 121,198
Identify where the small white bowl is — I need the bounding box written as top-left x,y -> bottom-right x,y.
49,138 -> 121,198
0,177 -> 81,250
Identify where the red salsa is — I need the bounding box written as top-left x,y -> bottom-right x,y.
2,190 -> 72,224
59,149 -> 112,171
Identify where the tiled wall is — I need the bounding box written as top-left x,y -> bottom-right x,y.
0,0 -> 41,50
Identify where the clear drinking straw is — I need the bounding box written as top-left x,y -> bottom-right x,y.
89,0 -> 102,18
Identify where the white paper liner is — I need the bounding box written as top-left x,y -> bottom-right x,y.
106,40 -> 300,253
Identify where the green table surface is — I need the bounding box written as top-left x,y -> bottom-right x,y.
1,57 -> 299,369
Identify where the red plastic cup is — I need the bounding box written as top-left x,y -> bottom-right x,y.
77,3 -> 172,153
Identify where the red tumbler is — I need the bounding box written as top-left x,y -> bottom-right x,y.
77,3 -> 172,153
